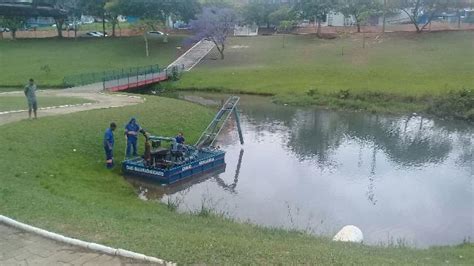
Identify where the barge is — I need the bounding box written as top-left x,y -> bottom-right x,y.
122,96 -> 243,185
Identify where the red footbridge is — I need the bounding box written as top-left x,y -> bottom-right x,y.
63,64 -> 183,92
103,65 -> 183,92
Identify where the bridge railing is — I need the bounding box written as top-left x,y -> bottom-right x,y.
63,64 -> 162,87
103,64 -> 185,92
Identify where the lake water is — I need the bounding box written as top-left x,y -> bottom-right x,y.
130,93 -> 473,247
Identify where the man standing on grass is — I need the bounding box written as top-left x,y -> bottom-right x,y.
104,122 -> 117,169
24,78 -> 38,119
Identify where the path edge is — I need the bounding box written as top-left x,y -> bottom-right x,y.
0,215 -> 175,265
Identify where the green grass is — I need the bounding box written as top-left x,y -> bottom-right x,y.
0,36 -> 183,88
177,32 -> 474,96
171,31 -> 474,116
0,95 -> 92,112
0,96 -> 472,264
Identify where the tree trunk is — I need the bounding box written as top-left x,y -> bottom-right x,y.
112,20 -> 117,37
457,10 -> 462,29
11,29 -> 17,40
144,31 -> 149,57
102,13 -> 106,37
55,18 -> 64,38
357,23 -> 361,33
73,16 -> 78,40
317,20 -> 322,38
382,0 -> 387,33
219,44 -> 225,60
415,23 -> 421,33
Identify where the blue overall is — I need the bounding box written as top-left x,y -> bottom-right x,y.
103,127 -> 115,168
125,118 -> 141,157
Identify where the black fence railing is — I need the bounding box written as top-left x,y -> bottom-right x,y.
63,64 -> 161,87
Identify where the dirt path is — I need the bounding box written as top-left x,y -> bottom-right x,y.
0,83 -> 143,126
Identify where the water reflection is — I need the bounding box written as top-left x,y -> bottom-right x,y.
129,93 -> 473,247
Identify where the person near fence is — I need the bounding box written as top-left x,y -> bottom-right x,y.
24,78 -> 38,119
125,117 -> 143,157
104,122 -> 117,169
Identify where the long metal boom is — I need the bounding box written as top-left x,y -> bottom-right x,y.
195,96 -> 244,148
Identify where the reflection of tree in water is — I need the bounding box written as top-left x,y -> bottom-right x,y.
286,110 -> 454,168
287,110 -> 346,169
367,143 -> 378,205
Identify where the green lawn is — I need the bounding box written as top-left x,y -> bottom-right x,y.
0,95 -> 92,112
0,36 -> 183,88
0,96 -> 472,264
175,31 -> 474,97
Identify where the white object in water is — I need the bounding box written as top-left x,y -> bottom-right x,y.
333,225 -> 364,243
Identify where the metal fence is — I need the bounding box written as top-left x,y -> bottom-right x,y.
103,64 -> 185,92
63,64 -> 162,87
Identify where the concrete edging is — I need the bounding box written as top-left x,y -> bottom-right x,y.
0,215 -> 175,265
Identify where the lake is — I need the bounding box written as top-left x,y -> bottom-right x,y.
130,93 -> 473,247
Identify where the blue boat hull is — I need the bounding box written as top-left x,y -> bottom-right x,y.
122,150 -> 226,185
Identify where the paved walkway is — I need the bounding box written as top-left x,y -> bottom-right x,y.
168,40 -> 215,71
0,223 -> 157,265
0,83 -> 143,126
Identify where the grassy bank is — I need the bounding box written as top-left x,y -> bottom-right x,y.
0,95 -> 92,112
0,96 -> 472,264
0,36 -> 183,88
171,31 -> 473,118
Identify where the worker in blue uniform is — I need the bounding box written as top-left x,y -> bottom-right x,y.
175,132 -> 185,144
125,117 -> 142,157
103,122 -> 117,169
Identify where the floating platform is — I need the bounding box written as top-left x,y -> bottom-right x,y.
122,96 -> 243,185
122,147 -> 225,185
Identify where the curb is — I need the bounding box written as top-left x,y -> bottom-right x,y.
0,215 -> 175,265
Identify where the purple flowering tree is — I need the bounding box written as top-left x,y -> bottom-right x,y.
189,7 -> 237,60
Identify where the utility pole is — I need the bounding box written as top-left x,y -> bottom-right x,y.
382,0 -> 387,33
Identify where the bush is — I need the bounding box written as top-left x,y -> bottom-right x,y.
428,88 -> 473,121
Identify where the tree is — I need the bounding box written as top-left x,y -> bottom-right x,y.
35,0 -> 70,38
293,0 -> 335,38
277,20 -> 296,48
120,0 -> 171,56
173,0 -> 202,23
338,0 -> 382,33
190,7 -> 237,60
448,0 -> 472,28
81,0 -> 107,37
0,16 -> 24,40
269,5 -> 294,27
104,0 -> 124,37
241,0 -> 279,28
394,0 -> 450,33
